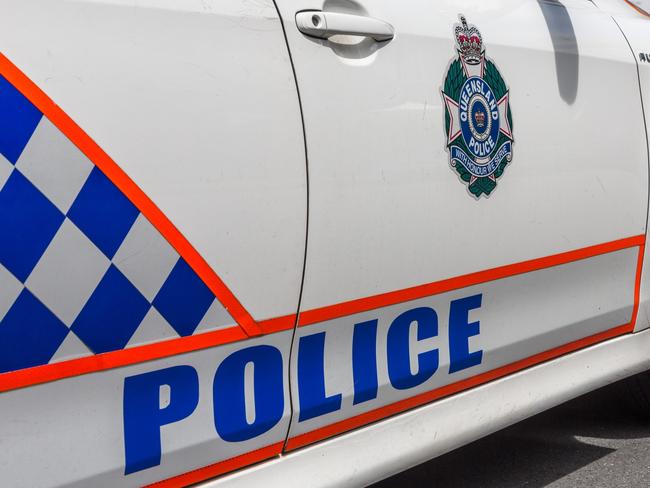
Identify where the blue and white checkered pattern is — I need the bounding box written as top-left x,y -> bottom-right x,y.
0,74 -> 234,374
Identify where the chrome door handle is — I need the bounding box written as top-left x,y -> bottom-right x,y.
296,11 -> 394,42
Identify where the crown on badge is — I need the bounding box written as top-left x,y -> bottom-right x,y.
455,15 -> 483,65
474,110 -> 486,127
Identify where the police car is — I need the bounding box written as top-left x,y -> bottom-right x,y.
0,0 -> 649,486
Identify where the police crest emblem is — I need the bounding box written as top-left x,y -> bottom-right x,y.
441,15 -> 514,198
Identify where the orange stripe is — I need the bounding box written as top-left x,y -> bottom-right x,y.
298,235 -> 645,326
0,325 -> 248,393
630,244 -> 645,328
257,314 -> 297,334
286,321 -> 634,451
144,442 -> 283,488
287,243 -> 645,450
623,0 -> 650,17
0,237 -> 642,392
287,242 -> 645,450
0,53 -> 262,337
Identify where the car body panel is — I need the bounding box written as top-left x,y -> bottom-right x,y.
273,0 -> 647,311
0,1 -> 305,486
273,0 -> 648,447
0,0 -> 307,323
0,0 -> 648,486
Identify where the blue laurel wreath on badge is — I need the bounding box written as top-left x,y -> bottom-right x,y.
441,15 -> 514,198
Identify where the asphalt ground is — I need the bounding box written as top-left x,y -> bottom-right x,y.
371,379 -> 650,488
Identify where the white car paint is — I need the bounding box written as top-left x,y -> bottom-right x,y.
0,0 -> 648,487
0,0 -> 307,322
274,0 -> 648,444
274,0 -> 647,312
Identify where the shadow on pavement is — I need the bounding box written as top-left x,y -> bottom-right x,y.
371,380 -> 650,488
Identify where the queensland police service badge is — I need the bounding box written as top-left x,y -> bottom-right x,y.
441,15 -> 514,198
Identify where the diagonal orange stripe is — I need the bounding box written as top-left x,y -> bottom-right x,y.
0,53 -> 262,337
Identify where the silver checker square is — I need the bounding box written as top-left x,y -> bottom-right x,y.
26,218 -> 111,326
15,118 -> 94,213
113,214 -> 179,302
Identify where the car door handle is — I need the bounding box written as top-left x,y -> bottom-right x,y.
295,11 -> 394,42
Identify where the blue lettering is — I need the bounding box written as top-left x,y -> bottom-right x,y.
123,295 -> 487,463
298,332 -> 342,421
123,365 -> 199,474
387,307 -> 439,390
352,319 -> 379,405
449,294 -> 483,373
213,345 -> 284,442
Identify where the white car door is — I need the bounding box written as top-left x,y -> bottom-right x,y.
272,0 -> 648,449
0,0 -> 306,486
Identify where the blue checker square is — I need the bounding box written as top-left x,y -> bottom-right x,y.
72,265 -> 150,353
0,170 -> 65,281
0,75 -> 42,164
153,258 -> 214,337
67,167 -> 139,259
0,289 -> 69,373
